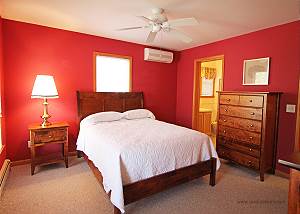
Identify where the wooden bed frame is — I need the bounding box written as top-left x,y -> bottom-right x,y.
76,91 -> 217,214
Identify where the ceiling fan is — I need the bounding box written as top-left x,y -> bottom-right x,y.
117,8 -> 199,43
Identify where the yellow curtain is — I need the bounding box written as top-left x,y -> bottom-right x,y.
201,67 -> 216,79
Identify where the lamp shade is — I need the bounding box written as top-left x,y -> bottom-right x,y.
31,75 -> 58,98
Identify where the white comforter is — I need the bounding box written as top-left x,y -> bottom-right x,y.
77,118 -> 220,213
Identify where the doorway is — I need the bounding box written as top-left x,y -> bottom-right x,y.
192,55 -> 224,146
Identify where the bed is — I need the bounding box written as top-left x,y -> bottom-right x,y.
76,91 -> 220,214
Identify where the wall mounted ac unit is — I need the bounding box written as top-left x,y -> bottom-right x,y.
144,48 -> 173,63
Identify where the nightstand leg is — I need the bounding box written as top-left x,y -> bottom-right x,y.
31,164 -> 35,176
30,145 -> 36,175
62,143 -> 64,156
64,142 -> 68,168
260,172 -> 264,182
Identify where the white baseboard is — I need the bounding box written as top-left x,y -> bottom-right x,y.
0,159 -> 11,197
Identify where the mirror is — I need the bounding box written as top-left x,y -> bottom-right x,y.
243,57 -> 270,85
200,77 -> 215,97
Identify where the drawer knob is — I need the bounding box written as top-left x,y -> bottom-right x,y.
249,136 -> 253,140
249,124 -> 254,127
223,119 -> 227,122
249,100 -> 253,102
250,112 -> 255,115
224,109 -> 228,112
226,98 -> 231,102
48,135 -> 52,138
248,161 -> 252,165
249,148 -> 253,152
223,130 -> 226,133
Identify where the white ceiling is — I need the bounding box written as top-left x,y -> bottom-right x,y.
1,0 -> 299,51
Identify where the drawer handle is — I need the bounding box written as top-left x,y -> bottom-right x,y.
249,99 -> 253,102
249,124 -> 254,127
250,112 -> 255,115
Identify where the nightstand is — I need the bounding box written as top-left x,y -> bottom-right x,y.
28,122 -> 69,175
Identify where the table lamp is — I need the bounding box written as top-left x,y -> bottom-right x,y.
31,75 -> 58,127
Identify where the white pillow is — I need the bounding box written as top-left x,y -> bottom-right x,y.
124,109 -> 155,120
81,111 -> 123,126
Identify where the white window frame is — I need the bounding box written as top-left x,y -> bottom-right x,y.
93,52 -> 132,92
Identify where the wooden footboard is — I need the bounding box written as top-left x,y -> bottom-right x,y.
82,152 -> 217,214
123,158 -> 216,205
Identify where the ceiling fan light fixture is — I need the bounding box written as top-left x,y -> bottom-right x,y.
152,24 -> 161,32
117,7 -> 196,44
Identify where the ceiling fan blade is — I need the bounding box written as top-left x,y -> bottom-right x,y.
137,16 -> 153,23
168,17 -> 199,27
146,31 -> 157,43
116,26 -> 145,31
169,29 -> 193,43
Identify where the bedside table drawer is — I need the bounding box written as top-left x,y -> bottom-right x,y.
34,128 -> 67,143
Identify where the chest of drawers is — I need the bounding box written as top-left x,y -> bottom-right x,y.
216,91 -> 281,181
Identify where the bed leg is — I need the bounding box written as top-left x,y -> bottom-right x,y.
209,157 -> 217,186
77,150 -> 83,158
113,206 -> 121,214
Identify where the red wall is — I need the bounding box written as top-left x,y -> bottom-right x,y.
3,19 -> 178,161
2,18 -> 300,174
176,21 -> 300,171
0,17 -> 6,168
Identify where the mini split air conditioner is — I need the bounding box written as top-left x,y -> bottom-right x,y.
144,48 -> 173,63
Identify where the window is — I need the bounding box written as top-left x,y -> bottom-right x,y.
94,53 -> 132,92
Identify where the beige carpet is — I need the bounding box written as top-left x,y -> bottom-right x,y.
0,157 -> 289,214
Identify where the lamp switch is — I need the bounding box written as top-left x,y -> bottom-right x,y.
286,104 -> 296,113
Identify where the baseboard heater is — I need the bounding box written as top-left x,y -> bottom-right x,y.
0,159 -> 11,197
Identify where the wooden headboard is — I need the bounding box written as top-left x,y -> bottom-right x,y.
77,91 -> 144,120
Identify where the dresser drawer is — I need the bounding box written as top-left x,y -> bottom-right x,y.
218,125 -> 261,145
33,128 -> 67,143
219,94 -> 239,105
239,95 -> 263,108
218,115 -> 234,127
219,105 -> 263,120
219,115 -> 262,132
217,146 -> 259,170
217,137 -> 260,158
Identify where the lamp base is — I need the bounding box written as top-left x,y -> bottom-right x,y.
41,98 -> 51,127
41,119 -> 51,127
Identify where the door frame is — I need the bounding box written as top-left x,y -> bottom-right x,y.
192,55 -> 224,130
294,78 -> 300,152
